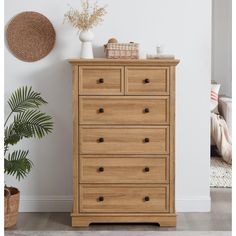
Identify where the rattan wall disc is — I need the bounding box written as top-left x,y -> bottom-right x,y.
6,11 -> 56,62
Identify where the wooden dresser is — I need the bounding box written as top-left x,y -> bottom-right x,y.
69,59 -> 179,227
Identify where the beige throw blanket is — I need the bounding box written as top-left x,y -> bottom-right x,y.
211,113 -> 232,164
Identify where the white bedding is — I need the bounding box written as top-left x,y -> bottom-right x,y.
211,113 -> 232,164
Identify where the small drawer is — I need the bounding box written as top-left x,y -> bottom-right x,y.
80,156 -> 169,183
79,126 -> 169,155
80,184 -> 169,213
79,96 -> 169,125
125,67 -> 169,95
79,66 -> 124,95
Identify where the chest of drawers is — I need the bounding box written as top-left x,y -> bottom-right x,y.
69,59 -> 179,227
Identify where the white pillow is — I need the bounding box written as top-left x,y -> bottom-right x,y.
211,83 -> 221,113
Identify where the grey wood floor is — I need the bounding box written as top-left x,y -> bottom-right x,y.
6,188 -> 231,231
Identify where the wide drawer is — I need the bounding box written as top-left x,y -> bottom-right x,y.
79,66 -> 124,95
125,67 -> 169,95
80,156 -> 169,183
80,184 -> 169,213
79,96 -> 169,125
79,126 -> 169,155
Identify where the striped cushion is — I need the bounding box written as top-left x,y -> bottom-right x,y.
211,84 -> 221,113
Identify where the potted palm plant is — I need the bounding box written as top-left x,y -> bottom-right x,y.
4,86 -> 53,228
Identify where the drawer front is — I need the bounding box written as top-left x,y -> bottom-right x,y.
79,66 -> 124,95
79,96 -> 169,125
80,156 -> 169,183
79,126 -> 169,155
125,67 -> 169,95
80,184 -> 169,213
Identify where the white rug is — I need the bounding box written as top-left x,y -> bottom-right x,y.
4,231 -> 232,236
210,157 -> 232,188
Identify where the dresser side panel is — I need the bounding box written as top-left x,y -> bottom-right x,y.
72,65 -> 79,214
169,65 -> 176,213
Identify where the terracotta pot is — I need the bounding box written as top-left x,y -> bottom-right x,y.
4,187 -> 20,228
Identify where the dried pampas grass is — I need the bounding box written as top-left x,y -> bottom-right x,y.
64,0 -> 107,32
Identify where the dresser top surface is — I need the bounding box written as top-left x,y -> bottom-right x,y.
68,58 -> 180,66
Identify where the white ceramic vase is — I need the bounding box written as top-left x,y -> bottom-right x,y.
79,30 -> 94,59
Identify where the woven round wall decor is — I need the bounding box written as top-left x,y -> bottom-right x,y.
6,11 -> 56,62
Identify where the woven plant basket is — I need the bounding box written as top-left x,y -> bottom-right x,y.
4,187 -> 20,228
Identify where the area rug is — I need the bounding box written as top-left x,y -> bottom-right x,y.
210,157 -> 232,188
4,231 -> 232,236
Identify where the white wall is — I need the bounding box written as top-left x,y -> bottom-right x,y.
212,0 -> 232,97
4,0 -> 211,212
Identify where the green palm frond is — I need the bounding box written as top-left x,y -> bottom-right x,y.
4,86 -> 53,181
13,109 -> 53,139
4,150 -> 33,181
8,86 -> 47,113
4,124 -> 22,154
5,124 -> 19,145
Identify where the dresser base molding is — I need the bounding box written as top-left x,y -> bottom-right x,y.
71,213 -> 176,227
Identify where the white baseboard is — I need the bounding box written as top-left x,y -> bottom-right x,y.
19,196 -> 73,212
19,195 -> 211,213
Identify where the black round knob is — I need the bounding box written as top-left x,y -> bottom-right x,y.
98,137 -> 104,143
98,196 -> 104,202
98,108 -> 104,113
144,196 -> 150,202
144,78 -> 150,84
144,138 -> 150,143
98,78 -> 104,84
144,108 -> 149,113
98,167 -> 104,172
144,167 -> 150,172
